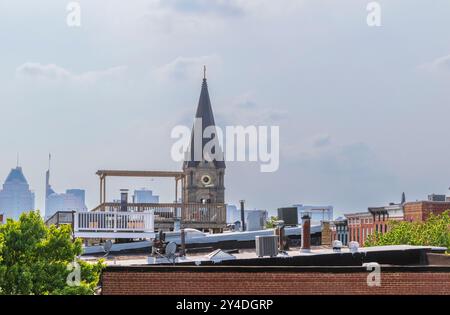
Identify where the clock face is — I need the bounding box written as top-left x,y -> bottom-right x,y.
201,174 -> 212,186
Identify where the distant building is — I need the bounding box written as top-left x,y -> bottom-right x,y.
428,194 -> 446,202
133,189 -> 159,203
0,213 -> 4,224
331,217 -> 348,245
294,204 -> 334,225
368,203 -> 404,235
0,166 -> 35,220
45,165 -> 86,220
226,204 -> 268,229
345,212 -> 373,245
403,201 -> 450,222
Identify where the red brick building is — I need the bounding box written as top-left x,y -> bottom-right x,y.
345,212 -> 373,245
101,265 -> 450,295
403,201 -> 450,222
369,204 -> 404,234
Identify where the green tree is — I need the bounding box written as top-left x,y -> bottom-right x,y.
365,210 -> 450,251
0,211 -> 104,295
265,216 -> 279,229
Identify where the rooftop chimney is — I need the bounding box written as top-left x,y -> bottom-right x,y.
120,189 -> 129,212
301,212 -> 311,252
240,200 -> 246,232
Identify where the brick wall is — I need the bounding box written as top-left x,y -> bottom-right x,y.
403,201 -> 450,222
101,266 -> 450,295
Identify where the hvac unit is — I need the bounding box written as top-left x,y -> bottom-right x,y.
277,207 -> 298,226
255,235 -> 279,257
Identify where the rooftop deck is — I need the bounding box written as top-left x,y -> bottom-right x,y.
91,202 -> 227,231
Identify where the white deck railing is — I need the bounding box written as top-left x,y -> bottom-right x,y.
74,211 -> 154,238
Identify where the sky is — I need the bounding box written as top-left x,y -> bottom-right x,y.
1,0 -> 450,218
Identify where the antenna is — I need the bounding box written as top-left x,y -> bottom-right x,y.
203,65 -> 206,79
16,153 -> 19,167
48,153 -> 52,171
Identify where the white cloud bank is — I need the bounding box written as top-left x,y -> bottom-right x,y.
15,62 -> 127,83
154,55 -> 223,81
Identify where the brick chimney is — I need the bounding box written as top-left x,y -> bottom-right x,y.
301,213 -> 311,252
321,221 -> 332,246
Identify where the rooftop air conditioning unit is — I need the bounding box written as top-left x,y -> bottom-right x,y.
256,235 -> 279,257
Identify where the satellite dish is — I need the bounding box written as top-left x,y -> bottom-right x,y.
165,242 -> 177,257
103,240 -> 113,256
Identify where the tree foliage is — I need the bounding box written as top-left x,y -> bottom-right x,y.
0,211 -> 104,295
265,216 -> 279,229
365,210 -> 450,251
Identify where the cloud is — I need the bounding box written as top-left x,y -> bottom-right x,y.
312,134 -> 332,148
419,54 -> 450,74
15,62 -> 127,83
154,55 -> 222,81
160,0 -> 245,17
216,92 -> 288,126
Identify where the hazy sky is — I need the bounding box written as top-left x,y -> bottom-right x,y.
1,0 -> 450,217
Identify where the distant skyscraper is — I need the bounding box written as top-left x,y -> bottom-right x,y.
133,189 -> 159,203
0,166 -> 35,220
45,157 -> 87,220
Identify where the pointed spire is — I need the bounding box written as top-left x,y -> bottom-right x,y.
183,68 -> 225,169
401,192 -> 406,204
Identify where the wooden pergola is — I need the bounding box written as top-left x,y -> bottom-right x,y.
96,170 -> 185,204
94,169 -> 226,232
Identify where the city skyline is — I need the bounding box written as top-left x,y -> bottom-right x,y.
1,1 -> 450,218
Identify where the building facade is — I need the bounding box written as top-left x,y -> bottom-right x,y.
345,212 -> 373,245
331,217 -> 348,245
183,73 -> 225,204
368,203 -> 404,235
403,201 -> 450,222
133,189 -> 159,203
0,166 -> 35,220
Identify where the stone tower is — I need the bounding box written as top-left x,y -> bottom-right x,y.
183,69 -> 225,204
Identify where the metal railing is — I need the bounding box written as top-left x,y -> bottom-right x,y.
74,211 -> 154,233
91,202 -> 226,226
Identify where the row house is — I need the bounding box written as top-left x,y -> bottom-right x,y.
345,212 -> 373,245
331,217 -> 348,245
368,203 -> 404,234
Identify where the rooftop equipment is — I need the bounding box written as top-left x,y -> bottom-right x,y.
256,235 -> 279,258
349,241 -> 359,254
332,240 -> 343,252
277,207 -> 298,226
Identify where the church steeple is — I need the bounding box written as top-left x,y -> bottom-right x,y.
183,69 -> 225,169
183,68 -> 225,205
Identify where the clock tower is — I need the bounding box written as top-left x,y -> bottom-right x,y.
183,68 -> 225,204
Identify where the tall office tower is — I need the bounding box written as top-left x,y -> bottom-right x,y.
0,166 -> 35,220
45,159 -> 87,220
